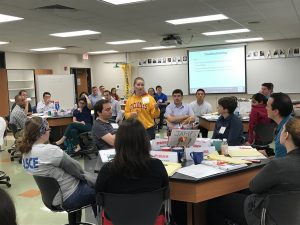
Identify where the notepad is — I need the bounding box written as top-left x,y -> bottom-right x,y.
228,147 -> 264,157
207,153 -> 250,164
163,162 -> 182,176
176,164 -> 224,179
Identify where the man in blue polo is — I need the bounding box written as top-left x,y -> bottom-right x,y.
266,92 -> 293,157
165,89 -> 195,130
154,85 -> 168,129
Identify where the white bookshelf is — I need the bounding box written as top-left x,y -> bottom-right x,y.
7,69 -> 36,109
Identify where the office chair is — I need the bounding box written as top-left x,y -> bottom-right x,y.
260,191 -> 300,225
97,186 -> 170,225
0,171 -> 11,188
32,105 -> 37,114
33,175 -> 95,225
251,123 -> 276,155
72,132 -> 98,160
7,123 -> 22,163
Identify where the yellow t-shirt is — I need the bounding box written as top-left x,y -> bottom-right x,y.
124,94 -> 160,129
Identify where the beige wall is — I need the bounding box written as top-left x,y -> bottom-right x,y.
5,38 -> 300,108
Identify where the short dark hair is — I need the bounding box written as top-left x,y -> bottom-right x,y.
111,118 -> 151,177
252,93 -> 267,104
42,92 -> 51,97
99,85 -> 104,88
92,86 -> 97,89
77,97 -> 87,104
0,188 -> 17,225
104,90 -> 111,95
270,92 -> 293,117
156,85 -> 162,90
172,89 -> 183,96
94,99 -> 110,119
18,90 -> 27,95
218,97 -> 237,114
14,95 -> 20,102
262,83 -> 274,92
196,88 -> 205,95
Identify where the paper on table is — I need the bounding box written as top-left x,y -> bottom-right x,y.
207,153 -> 250,164
163,162 -> 182,176
176,164 -> 224,179
228,146 -> 265,157
201,160 -> 248,171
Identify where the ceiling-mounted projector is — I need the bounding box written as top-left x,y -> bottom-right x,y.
160,34 -> 182,46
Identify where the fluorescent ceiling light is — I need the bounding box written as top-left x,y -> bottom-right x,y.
0,13 -> 23,23
101,0 -> 148,5
50,30 -> 100,37
30,47 -> 66,52
166,14 -> 228,25
202,28 -> 250,36
142,46 -> 176,50
0,41 -> 9,45
88,50 -> 119,54
225,37 -> 264,43
106,39 -> 146,45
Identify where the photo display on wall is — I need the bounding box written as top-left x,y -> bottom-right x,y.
138,56 -> 187,67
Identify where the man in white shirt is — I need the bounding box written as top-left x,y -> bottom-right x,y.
37,92 -> 55,113
89,86 -> 101,107
190,88 -> 212,138
103,90 -> 123,123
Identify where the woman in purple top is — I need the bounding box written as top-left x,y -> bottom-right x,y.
55,94 -> 92,152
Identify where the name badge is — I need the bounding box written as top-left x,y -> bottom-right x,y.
219,126 -> 226,134
142,97 -> 150,104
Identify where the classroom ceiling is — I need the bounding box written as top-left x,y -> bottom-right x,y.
0,0 -> 299,54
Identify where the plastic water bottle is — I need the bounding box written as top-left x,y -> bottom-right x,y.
221,138 -> 228,155
54,101 -> 60,111
155,133 -> 160,139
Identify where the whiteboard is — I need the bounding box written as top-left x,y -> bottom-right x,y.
137,64 -> 188,95
35,74 -> 75,109
247,58 -> 300,94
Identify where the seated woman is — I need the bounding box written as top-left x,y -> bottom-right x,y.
0,187 -> 17,225
95,118 -> 169,224
212,97 -> 243,146
55,94 -> 92,152
148,87 -> 156,99
207,116 -> 300,225
18,117 -> 96,213
246,93 -> 271,145
110,88 -> 120,101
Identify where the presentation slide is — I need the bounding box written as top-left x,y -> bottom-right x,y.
188,46 -> 246,94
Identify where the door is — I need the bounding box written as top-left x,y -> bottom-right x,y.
70,68 -> 92,99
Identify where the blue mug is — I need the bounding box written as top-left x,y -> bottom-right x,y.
172,147 -> 184,163
190,151 -> 203,165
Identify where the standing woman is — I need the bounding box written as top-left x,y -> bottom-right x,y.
125,77 -> 160,139
55,94 -> 92,152
111,88 -> 120,101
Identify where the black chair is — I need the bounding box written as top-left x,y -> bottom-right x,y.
260,191 -> 300,225
251,123 -> 276,154
72,132 -> 98,160
97,186 -> 170,225
33,175 -> 95,225
7,123 -> 22,163
0,171 -> 11,188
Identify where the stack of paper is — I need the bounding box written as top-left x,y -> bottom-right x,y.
202,160 -> 248,171
176,164 -> 224,179
228,146 -> 266,159
207,153 -> 250,164
163,162 -> 182,176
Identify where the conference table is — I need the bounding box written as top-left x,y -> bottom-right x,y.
199,116 -> 249,133
95,154 -> 268,225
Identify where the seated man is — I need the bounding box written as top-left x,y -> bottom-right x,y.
11,90 -> 32,115
266,92 -> 293,157
37,92 -> 55,113
89,86 -> 101,107
165,89 -> 195,130
154,85 -> 169,129
103,90 -> 123,123
92,99 -> 116,149
212,97 -> 243,146
190,88 -> 212,138
10,95 -> 27,130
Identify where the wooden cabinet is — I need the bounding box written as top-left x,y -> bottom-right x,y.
0,69 -> 9,116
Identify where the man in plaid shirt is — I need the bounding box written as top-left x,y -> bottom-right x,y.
10,95 -> 27,130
